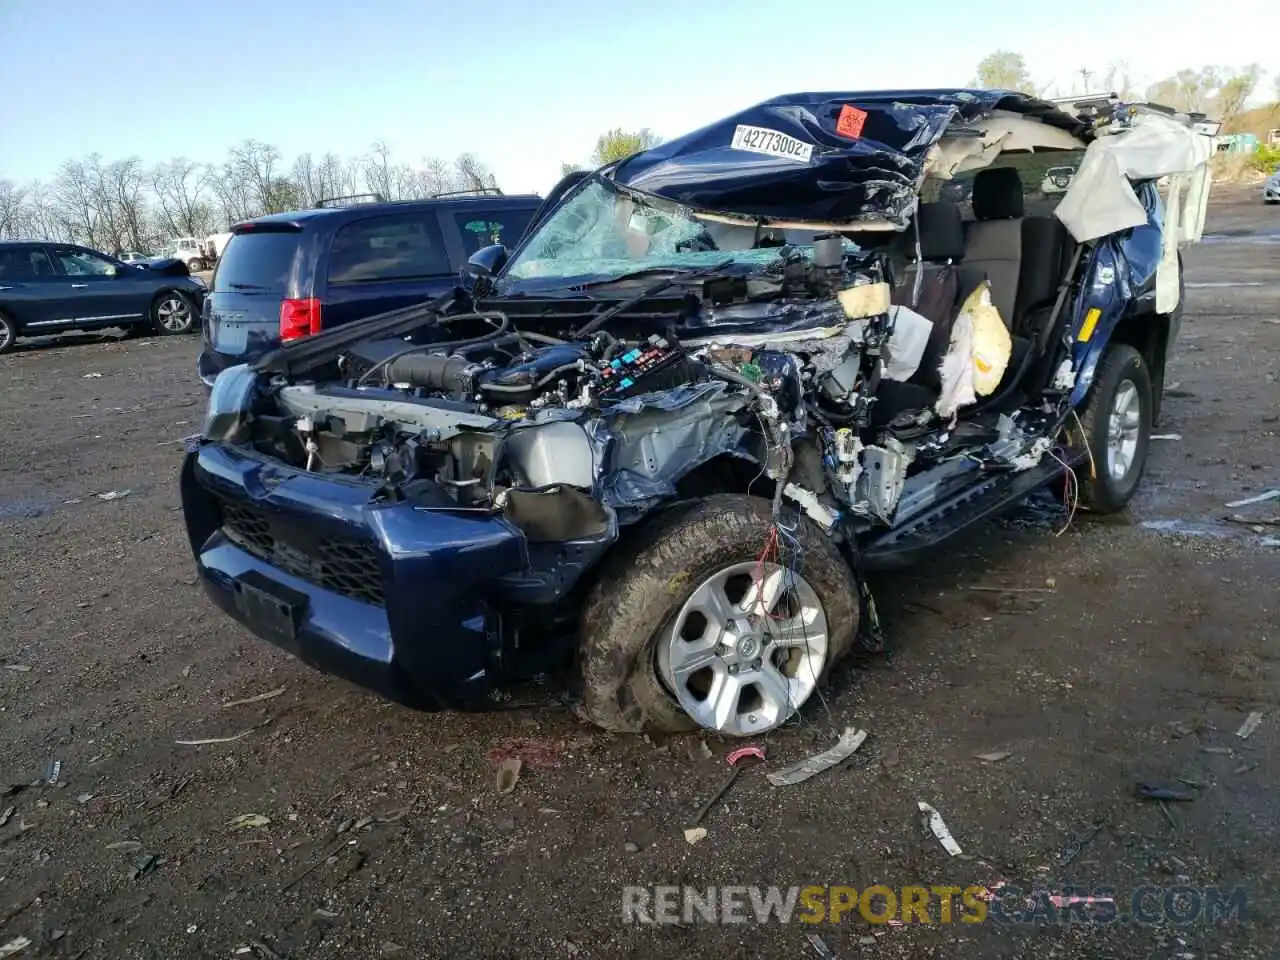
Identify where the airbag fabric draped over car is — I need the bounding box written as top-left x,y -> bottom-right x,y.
611,90 -> 1091,229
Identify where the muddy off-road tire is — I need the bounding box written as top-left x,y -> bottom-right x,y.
576,494 -> 859,735
1073,343 -> 1152,513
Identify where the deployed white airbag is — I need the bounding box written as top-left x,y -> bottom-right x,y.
882,305 -> 933,382
1055,114 -> 1215,243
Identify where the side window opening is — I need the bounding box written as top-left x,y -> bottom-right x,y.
452,209 -> 535,256
327,214 -> 451,285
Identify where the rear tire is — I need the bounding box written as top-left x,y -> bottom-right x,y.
1072,343 -> 1152,513
186,258 -> 204,272
576,495 -> 859,736
0,311 -> 16,355
152,291 -> 197,336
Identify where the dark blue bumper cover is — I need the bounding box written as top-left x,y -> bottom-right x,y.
181,444 -> 527,708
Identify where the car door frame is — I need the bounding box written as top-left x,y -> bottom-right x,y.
315,209 -> 458,330
44,244 -> 150,330
437,203 -> 539,271
0,243 -> 63,333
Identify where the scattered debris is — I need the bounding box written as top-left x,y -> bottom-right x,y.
227,814 -> 272,830
1048,893 -> 1115,909
693,745 -> 766,823
105,840 -> 142,852
1202,746 -> 1234,755
768,728 -> 866,787
249,940 -> 284,960
3,665 -> 31,673
0,937 -> 32,959
806,932 -> 839,959
975,751 -> 1012,763
82,372 -> 102,379
45,760 -> 61,786
1233,761 -> 1259,775
1134,782 -> 1195,802
688,739 -> 713,762
495,757 -> 522,795
963,585 -> 1056,594
281,837 -> 353,892
1056,823 -> 1102,867
95,490 -> 132,502
624,841 -> 640,854
1224,513 -> 1280,527
222,686 -> 287,709
1260,537 -> 1280,548
76,792 -> 95,805
174,726 -> 257,746
1150,433 -> 1182,440
1236,711 -> 1264,739
130,853 -> 159,880
683,826 -> 708,845
0,807 -> 13,827
1225,489 -> 1280,509
1167,720 -> 1194,739
918,801 -> 962,856
313,909 -> 340,920
1176,777 -> 1207,789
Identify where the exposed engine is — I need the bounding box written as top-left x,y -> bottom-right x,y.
235,238 -> 1056,542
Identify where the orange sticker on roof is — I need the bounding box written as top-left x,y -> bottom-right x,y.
836,104 -> 868,139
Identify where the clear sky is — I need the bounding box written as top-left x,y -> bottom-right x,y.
0,0 -> 1272,193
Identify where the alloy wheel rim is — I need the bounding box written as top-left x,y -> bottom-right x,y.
157,297 -> 191,332
1106,378 -> 1142,481
0,319 -> 12,350
657,560 -> 829,736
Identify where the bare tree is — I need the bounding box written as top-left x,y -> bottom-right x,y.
50,157 -> 102,247
0,179 -> 25,239
1147,65 -> 1261,122
227,140 -> 287,215
5,140 -> 506,247
153,159 -> 212,237
454,153 -> 497,192
1216,64 -> 1261,126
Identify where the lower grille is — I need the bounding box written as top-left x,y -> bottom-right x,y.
220,499 -> 385,606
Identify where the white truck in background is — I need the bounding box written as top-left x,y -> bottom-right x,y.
167,233 -> 233,272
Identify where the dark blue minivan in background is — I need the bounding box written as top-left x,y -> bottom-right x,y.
197,191 -> 543,387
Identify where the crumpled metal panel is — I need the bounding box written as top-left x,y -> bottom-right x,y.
588,382 -> 753,510
611,90 -> 1088,229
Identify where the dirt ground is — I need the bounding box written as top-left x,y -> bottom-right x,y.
1,188 -> 1277,960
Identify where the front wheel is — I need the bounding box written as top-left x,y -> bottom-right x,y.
1073,343 -> 1152,513
186,258 -> 205,272
576,495 -> 859,736
152,291 -> 197,335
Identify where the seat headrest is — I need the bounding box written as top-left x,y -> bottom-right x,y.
972,167 -> 1025,221
914,201 -> 965,262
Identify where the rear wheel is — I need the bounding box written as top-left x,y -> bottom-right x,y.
576,495 -> 859,736
0,311 -> 16,354
1073,343 -> 1152,513
152,292 -> 197,336
186,258 -> 204,272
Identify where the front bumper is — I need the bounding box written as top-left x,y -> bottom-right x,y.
181,443 -> 528,708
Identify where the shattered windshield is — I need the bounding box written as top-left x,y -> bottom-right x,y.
502,175 -> 859,287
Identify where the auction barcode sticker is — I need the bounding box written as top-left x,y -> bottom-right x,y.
730,125 -> 814,164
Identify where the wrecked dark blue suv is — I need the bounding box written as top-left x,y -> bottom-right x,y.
182,90 -> 1216,737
